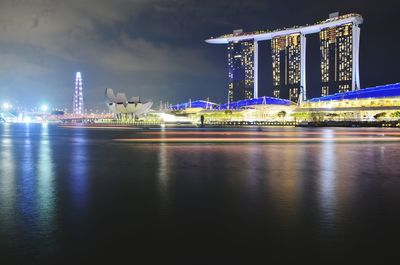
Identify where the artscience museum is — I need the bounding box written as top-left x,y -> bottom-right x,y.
105,88 -> 153,120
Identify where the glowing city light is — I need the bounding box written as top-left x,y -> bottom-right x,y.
73,72 -> 84,114
2,102 -> 12,110
24,116 -> 32,124
207,13 -> 362,103
40,104 -> 49,112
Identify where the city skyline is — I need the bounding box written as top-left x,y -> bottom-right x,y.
0,0 -> 399,109
207,13 -> 362,103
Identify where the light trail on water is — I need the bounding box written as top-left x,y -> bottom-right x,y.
114,137 -> 400,143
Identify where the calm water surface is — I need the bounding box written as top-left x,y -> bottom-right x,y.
1,123 -> 400,264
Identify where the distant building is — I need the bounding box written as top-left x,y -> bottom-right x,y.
272,34 -> 304,103
227,40 -> 256,103
320,22 -> 361,96
169,83 -> 400,124
105,88 -> 153,120
73,72 -> 84,114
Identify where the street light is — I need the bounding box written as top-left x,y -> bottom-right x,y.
40,104 -> 49,112
2,103 -> 12,110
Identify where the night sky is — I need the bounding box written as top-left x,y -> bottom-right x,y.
0,0 -> 398,111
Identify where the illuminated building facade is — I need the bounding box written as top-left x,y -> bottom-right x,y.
320,23 -> 361,96
73,72 -> 84,114
207,13 -> 363,100
168,83 -> 400,124
227,38 -> 258,103
105,88 -> 153,120
272,34 -> 306,103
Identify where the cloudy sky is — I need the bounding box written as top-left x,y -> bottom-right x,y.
0,0 -> 398,111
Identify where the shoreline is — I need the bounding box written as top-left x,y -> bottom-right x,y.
56,120 -> 400,129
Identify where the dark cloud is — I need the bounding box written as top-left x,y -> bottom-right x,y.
0,0 -> 399,110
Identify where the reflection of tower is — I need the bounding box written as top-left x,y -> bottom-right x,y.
73,72 -> 84,114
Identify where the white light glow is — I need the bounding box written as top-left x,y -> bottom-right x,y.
2,103 -> 12,110
73,71 -> 84,114
24,116 -> 32,123
41,105 -> 49,112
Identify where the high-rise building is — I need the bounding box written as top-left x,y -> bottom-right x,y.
272,33 -> 305,103
320,23 -> 360,96
207,13 -> 363,102
227,40 -> 256,103
73,72 -> 84,114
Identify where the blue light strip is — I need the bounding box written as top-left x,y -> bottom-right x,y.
169,100 -> 219,111
308,83 -> 400,102
219,96 -> 293,110
169,96 -> 293,111
169,83 -> 400,111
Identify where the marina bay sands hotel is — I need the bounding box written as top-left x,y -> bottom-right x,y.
206,13 -> 363,103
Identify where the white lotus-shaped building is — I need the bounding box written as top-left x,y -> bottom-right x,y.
105,88 -> 153,118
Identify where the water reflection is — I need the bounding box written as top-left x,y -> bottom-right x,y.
319,141 -> 337,231
266,145 -> 302,223
37,124 -> 55,234
242,145 -> 265,216
1,125 -> 400,262
157,143 -> 171,213
20,125 -> 36,231
0,124 -> 16,235
70,129 -> 88,216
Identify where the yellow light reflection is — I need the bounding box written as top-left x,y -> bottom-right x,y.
319,132 -> 337,231
157,143 -> 172,214
265,145 -> 301,224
